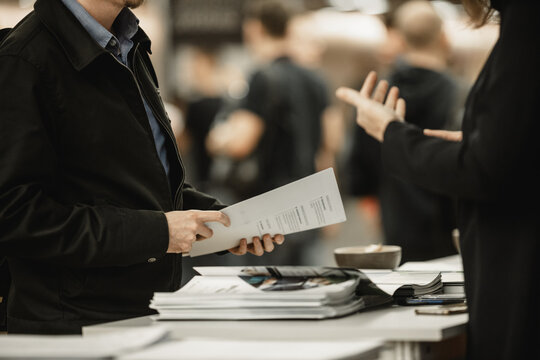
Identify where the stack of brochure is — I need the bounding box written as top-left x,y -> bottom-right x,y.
362,270 -> 443,297
150,267 -> 392,320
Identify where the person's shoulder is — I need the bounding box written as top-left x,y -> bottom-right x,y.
280,59 -> 327,88
247,66 -> 274,89
0,12 -> 49,66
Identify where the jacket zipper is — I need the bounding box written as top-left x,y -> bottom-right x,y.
108,46 -> 183,290
108,45 -> 184,210
132,55 -> 185,210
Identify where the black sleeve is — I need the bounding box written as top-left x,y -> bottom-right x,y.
349,125 -> 381,197
381,2 -> 540,201
181,182 -> 226,211
0,55 -> 169,268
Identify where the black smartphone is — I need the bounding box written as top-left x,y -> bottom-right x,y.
415,303 -> 468,315
399,294 -> 466,306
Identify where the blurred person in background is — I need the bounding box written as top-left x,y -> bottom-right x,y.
349,0 -> 460,262
181,47 -> 224,192
338,0 -> 540,357
206,0 -> 329,265
0,0 -> 283,334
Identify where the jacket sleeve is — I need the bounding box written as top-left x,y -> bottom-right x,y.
0,55 -> 169,268
181,182 -> 226,211
349,124 -> 381,197
381,3 -> 540,202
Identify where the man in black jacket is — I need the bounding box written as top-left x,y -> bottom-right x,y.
0,0 -> 282,334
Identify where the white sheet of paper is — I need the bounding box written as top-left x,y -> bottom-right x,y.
398,255 -> 463,272
362,271 -> 440,295
441,272 -> 464,283
398,261 -> 463,272
188,168 -> 346,257
119,338 -> 384,360
0,327 -> 168,359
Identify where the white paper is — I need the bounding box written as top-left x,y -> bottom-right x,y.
119,338 -> 384,360
362,271 -> 441,295
0,327 -> 169,359
188,168 -> 346,257
398,261 -> 463,272
152,275 -> 357,304
194,266 -> 338,277
441,272 -> 464,283
398,255 -> 463,272
150,266 -> 369,320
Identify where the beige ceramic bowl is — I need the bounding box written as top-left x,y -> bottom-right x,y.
334,245 -> 402,269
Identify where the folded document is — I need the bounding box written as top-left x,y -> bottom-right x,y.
187,168 -> 347,257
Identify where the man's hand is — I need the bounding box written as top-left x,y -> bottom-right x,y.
165,210 -> 231,253
228,234 -> 285,256
423,129 -> 463,142
336,71 -> 406,142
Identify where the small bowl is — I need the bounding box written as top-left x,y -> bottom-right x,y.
334,245 -> 402,269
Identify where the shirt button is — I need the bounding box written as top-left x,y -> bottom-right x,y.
147,257 -> 157,263
110,39 -> 117,47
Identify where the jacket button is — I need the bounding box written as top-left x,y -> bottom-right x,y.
147,257 -> 157,263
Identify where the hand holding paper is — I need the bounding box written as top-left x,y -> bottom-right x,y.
187,168 -> 347,257
228,234 -> 285,256
164,210 -> 231,253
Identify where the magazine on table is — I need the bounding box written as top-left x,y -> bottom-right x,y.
150,266 -> 392,320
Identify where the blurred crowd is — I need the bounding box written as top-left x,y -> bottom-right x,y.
0,0 -> 499,279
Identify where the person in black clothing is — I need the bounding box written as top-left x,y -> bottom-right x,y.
338,0 -> 540,357
206,0 -> 328,265
349,1 -> 459,262
181,47 -> 225,190
0,0 -> 283,334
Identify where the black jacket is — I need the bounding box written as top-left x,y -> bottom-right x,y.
0,0 -> 222,334
382,0 -> 540,358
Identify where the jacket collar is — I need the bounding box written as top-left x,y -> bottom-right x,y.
34,0 -> 151,71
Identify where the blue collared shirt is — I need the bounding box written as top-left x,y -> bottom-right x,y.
61,0 -> 170,176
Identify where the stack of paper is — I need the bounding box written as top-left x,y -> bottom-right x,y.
362,271 -> 443,297
398,257 -> 465,295
150,267 -> 392,320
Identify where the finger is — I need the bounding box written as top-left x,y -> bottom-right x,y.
195,224 -> 213,240
384,86 -> 399,109
262,234 -> 275,253
336,87 -> 363,107
424,129 -> 463,142
372,80 -> 389,103
424,129 -> 446,139
196,211 -> 231,227
359,71 -> 378,98
249,237 -> 264,256
273,234 -> 285,245
396,98 -> 406,119
229,238 -> 247,255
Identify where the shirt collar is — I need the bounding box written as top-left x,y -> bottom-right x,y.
35,0 -> 152,71
60,0 -> 139,51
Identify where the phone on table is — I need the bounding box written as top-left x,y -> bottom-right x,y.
399,293 -> 466,306
415,303 -> 468,315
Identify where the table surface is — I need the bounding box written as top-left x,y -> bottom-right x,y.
85,256 -> 467,344
84,304 -> 468,343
